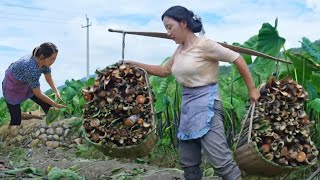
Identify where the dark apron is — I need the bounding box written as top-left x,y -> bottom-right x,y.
2,70 -> 34,105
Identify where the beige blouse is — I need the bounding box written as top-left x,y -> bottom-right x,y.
162,37 -> 240,87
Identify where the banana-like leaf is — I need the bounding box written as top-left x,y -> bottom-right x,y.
305,81 -> 318,101
67,104 -> 75,114
46,107 -> 61,125
234,38 -> 258,81
48,167 -> 85,180
72,95 -> 80,107
232,42 -> 253,64
301,37 -> 320,63
221,100 -> 233,110
21,100 -> 35,112
78,97 -> 87,108
253,19 -> 286,80
150,74 -> 176,113
277,59 -> 294,79
65,79 -> 84,89
243,35 -> 258,50
85,77 -> 95,86
285,52 -> 319,85
311,72 -> 320,93
308,98 -> 320,114
204,167 -> 215,177
0,98 -> 6,109
225,97 -> 247,120
290,52 -> 320,71
62,86 -> 78,102
0,167 -> 45,177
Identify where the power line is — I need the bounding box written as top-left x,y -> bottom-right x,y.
0,16 -> 81,24
0,3 -> 85,16
0,3 -> 45,10
0,11 -> 77,22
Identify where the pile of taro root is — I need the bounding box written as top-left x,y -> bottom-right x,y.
238,76 -> 319,167
82,63 -> 153,147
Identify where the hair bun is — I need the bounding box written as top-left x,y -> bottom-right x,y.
188,10 -> 194,17
161,5 -> 205,34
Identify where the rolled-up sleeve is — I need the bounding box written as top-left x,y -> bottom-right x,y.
202,39 -> 240,63
42,67 -> 51,74
161,57 -> 174,76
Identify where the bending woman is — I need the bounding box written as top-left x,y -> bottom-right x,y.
2,42 -> 66,127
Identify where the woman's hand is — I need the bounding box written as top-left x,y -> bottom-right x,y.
249,88 -> 260,103
54,103 -> 67,109
234,57 -> 260,103
121,60 -> 171,77
55,91 -> 61,99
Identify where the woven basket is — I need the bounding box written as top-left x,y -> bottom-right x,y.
83,128 -> 157,158
235,103 -> 299,177
82,66 -> 157,159
235,142 -> 297,176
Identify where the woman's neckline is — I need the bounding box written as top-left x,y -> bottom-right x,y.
179,37 -> 203,52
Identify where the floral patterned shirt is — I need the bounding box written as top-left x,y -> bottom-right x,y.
2,55 -> 51,104
8,55 -> 51,88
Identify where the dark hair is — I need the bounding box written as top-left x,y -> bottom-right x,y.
161,5 -> 203,33
32,42 -> 58,58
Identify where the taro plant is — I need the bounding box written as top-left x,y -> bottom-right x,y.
0,97 -> 9,126
219,19 -> 286,149
282,37 -> 320,147
149,60 -> 181,148
47,78 -> 95,119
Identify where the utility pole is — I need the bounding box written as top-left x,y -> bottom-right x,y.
82,15 -> 92,80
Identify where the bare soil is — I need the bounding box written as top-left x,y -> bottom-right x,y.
25,147 -> 185,179
0,119 -> 219,180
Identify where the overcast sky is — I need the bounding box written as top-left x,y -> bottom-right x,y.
1,0 -> 320,97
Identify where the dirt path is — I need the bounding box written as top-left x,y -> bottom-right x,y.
0,146 -> 186,179
0,119 -> 185,179
26,147 -> 186,180
0,119 -> 220,179
0,145 -> 222,179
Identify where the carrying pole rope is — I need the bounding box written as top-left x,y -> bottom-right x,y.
273,58 -> 280,79
122,31 -> 126,61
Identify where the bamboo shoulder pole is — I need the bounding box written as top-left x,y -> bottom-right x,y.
108,28 -> 291,64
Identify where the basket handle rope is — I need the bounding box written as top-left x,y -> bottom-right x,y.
136,67 -> 157,132
247,102 -> 256,142
235,102 -> 256,148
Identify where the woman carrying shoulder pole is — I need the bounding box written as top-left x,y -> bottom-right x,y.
125,5 -> 260,180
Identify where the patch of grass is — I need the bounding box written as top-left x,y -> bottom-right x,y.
75,143 -> 106,160
66,117 -> 84,132
0,144 -> 26,163
146,142 -> 180,168
0,119 -> 9,127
